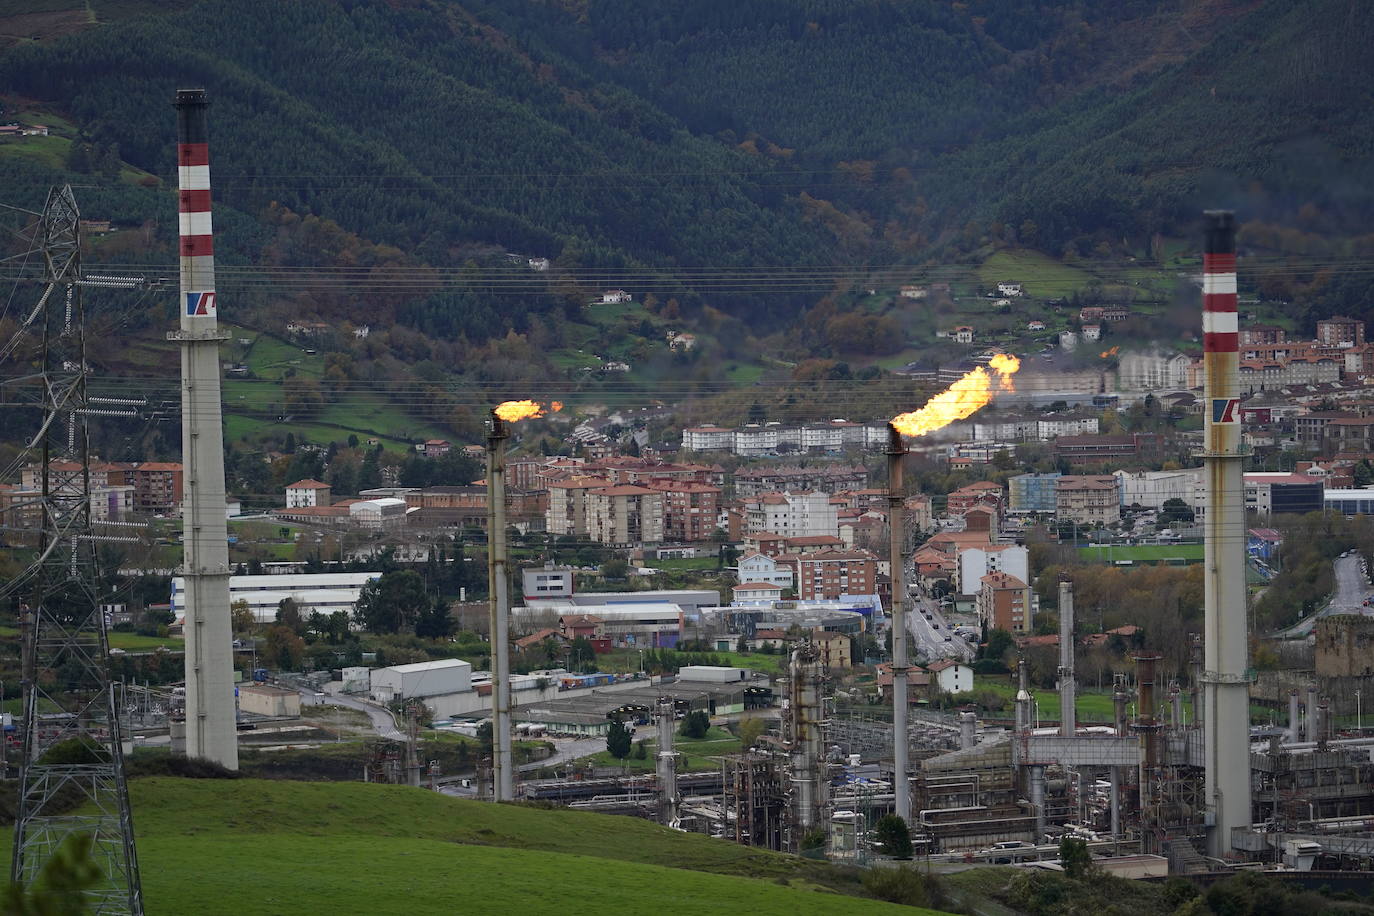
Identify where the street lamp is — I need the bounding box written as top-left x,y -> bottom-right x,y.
1357,688 -> 1363,733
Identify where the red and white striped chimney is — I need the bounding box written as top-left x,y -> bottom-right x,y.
176,88 -> 217,326
1200,209 -> 1250,855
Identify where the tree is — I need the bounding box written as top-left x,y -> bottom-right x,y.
264,624 -> 305,670
873,814 -> 913,859
606,719 -> 632,759
276,597 -> 305,635
632,740 -> 647,760
1059,836 -> 1093,879
231,599 -> 256,635
982,628 -> 1014,663
355,570 -> 428,633
735,716 -> 766,748
415,597 -> 454,640
568,636 -> 596,671
2,831 -> 101,914
601,556 -> 630,579
680,709 -> 710,739
1159,497 -> 1194,525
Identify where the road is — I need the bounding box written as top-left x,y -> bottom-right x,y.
298,689 -> 406,741
518,736 -> 604,773
1272,553 -> 1371,639
902,566 -> 975,664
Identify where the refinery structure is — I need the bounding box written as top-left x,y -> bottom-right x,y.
2,84 -> 1374,910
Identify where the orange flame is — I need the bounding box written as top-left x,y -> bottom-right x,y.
1100,346 -> 1120,358
891,354 -> 1020,437
494,399 -> 563,422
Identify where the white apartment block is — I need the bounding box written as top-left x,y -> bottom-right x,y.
681,426 -> 733,451
736,552 -> 795,589
1118,351 -> 1192,391
957,545 -> 1030,597
744,491 -> 838,539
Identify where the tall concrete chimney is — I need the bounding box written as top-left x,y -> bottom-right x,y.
1057,577 -> 1075,737
886,424 -> 911,823
959,710 -> 977,750
173,89 -> 237,770
1305,684 -> 1319,741
1200,210 -> 1251,855
486,411 -> 513,801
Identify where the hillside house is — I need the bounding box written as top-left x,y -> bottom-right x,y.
599,290 -> 632,304
997,282 -> 1024,297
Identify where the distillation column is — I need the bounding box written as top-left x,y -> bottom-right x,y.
173,89 -> 237,769
1200,210 -> 1252,856
1058,578 -> 1076,737
656,698 -> 680,827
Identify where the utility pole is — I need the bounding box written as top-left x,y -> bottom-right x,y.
7,186 -> 143,913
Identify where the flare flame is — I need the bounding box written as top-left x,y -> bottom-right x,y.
494,399 -> 563,422
1100,346 -> 1120,358
891,354 -> 1020,438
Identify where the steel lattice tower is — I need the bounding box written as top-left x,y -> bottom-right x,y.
9,186 -> 143,914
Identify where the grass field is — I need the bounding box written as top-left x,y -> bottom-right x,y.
0,625 -> 182,652
977,249 -> 1098,299
1076,544 -> 1205,564
0,778 -> 926,914
576,725 -> 744,773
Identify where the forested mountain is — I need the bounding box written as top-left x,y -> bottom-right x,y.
0,0 -> 1370,448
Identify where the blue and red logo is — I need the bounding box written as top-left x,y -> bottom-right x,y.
185,290 -> 216,317
1211,397 -> 1239,424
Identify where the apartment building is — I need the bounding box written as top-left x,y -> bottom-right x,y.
794,550 -> 877,600
1055,475 -> 1121,524
649,481 -> 721,542
977,571 -> 1032,634
546,477 -> 607,537
586,485 -> 664,545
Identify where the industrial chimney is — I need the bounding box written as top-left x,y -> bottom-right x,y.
1200,210 -> 1252,855
886,424 -> 911,823
173,89 -> 237,770
1057,577 -> 1075,737
486,411 -> 514,801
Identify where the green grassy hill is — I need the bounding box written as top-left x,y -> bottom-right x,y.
0,777 -> 935,915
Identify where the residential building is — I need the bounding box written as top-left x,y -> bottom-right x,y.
649,481 -> 721,542
1054,433 -> 1160,466
586,485 -> 664,545
997,283 -> 1023,297
734,465 -> 868,496
128,462 -> 183,514
732,582 -> 786,603
1317,316 -> 1365,348
953,326 -> 974,344
600,290 -> 632,304
522,566 -> 574,600
977,572 -> 1032,634
1240,325 -> 1286,347
1118,351 -> 1192,390
1008,473 -> 1060,513
1082,324 -> 1101,342
813,630 -> 851,670
1322,417 -> 1374,455
927,659 -> 973,693
736,552 -> 795,590
958,545 -> 1030,597
415,439 -> 452,458
546,477 -> 607,536
796,550 -> 877,601
286,479 -> 331,508
680,426 -> 733,451
743,491 -> 838,539
1055,475 -> 1121,524
1296,411 -> 1352,449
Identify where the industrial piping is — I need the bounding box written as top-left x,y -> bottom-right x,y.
173,89 -> 238,770
1200,210 -> 1252,855
886,424 -> 911,823
487,411 -> 514,801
